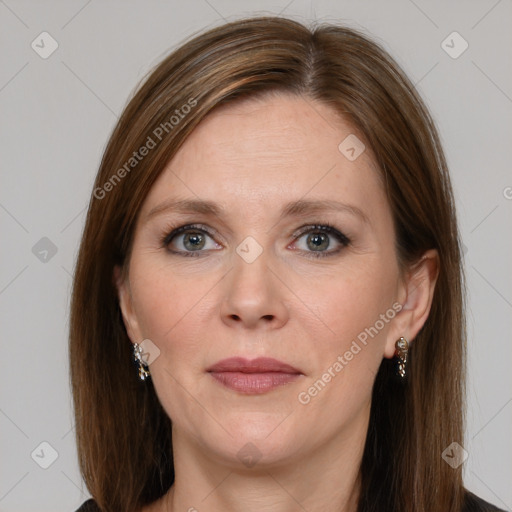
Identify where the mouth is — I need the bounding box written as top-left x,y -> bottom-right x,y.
207,357 -> 303,395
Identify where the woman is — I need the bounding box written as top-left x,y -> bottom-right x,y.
71,16 -> 504,512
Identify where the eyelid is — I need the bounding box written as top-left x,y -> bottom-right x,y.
162,222 -> 217,243
289,223 -> 351,258
292,223 -> 350,245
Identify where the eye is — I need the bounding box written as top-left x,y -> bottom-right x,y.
161,222 -> 350,258
162,223 -> 220,256
291,224 -> 350,258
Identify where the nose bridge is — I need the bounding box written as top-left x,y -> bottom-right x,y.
220,234 -> 288,329
230,235 -> 273,304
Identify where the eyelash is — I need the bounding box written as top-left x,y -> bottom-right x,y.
161,222 -> 351,259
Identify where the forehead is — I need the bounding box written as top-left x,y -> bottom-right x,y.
140,93 -> 385,220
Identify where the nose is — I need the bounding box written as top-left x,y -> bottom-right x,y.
220,248 -> 289,330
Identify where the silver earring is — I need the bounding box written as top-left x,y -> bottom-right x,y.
395,336 -> 409,378
133,342 -> 150,381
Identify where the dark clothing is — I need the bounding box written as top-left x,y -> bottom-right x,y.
75,499 -> 100,511
463,490 -> 506,511
75,489 -> 506,511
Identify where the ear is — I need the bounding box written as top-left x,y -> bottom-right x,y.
383,249 -> 439,358
113,265 -> 143,343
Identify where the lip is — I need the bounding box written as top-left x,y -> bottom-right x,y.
207,357 -> 303,394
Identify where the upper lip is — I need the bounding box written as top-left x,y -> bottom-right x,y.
207,357 -> 302,374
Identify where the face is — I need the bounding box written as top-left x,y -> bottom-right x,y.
117,93 -> 414,469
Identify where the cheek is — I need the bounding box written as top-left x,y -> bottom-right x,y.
295,260 -> 398,406
129,256 -> 201,339
313,262 -> 397,348
128,262 -> 211,424
128,257 -> 216,373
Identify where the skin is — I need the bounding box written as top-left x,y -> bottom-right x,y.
116,92 -> 439,512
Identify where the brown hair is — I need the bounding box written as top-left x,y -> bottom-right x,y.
70,16 -> 466,512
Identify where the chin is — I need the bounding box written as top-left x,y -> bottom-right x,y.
193,410 -> 306,469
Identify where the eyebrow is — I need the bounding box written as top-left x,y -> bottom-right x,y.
145,197 -> 370,225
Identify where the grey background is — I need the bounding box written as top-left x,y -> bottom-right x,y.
0,1 -> 511,511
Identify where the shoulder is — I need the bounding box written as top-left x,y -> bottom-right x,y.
463,489 -> 506,512
75,498 -> 101,512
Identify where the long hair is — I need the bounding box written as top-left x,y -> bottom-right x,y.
69,16 -> 466,512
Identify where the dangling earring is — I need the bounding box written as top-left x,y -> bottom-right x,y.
133,342 -> 150,381
395,336 -> 409,378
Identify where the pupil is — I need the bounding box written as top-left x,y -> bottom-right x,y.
308,233 -> 328,251
185,232 -> 204,250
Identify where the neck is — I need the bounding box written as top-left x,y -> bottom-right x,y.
164,424 -> 366,512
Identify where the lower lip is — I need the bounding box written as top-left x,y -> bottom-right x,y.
209,371 -> 301,394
